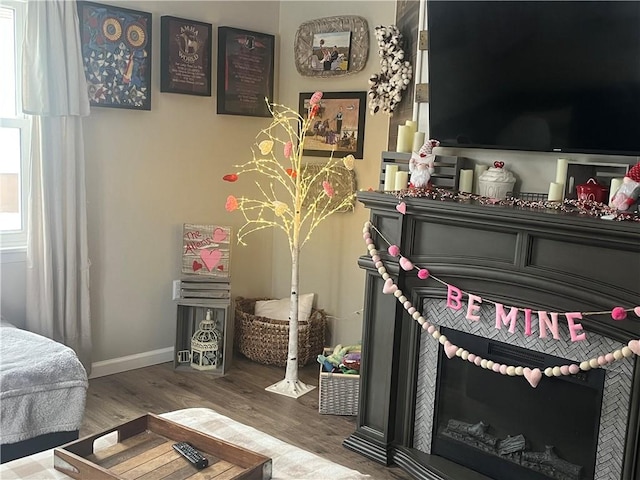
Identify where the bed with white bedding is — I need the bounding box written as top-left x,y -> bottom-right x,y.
0,320 -> 88,463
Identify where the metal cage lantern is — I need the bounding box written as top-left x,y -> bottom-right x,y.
190,309 -> 222,371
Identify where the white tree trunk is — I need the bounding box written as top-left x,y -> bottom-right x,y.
264,218 -> 315,397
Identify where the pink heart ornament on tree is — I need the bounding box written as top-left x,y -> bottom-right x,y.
523,367 -> 543,388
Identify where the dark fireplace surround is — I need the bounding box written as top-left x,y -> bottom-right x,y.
345,191 -> 640,480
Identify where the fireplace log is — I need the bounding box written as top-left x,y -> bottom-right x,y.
443,420 -> 499,448
522,446 -> 582,479
497,434 -> 526,455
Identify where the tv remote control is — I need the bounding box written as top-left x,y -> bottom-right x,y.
172,442 -> 209,469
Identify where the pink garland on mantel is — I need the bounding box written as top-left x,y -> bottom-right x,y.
362,220 -> 640,388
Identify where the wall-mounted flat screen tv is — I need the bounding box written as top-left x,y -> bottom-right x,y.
427,1 -> 640,156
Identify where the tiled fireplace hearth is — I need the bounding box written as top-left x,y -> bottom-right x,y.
345,191 -> 640,480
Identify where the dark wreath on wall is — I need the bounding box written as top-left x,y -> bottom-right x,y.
78,1 -> 152,110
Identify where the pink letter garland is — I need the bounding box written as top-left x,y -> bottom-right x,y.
362,221 -> 640,388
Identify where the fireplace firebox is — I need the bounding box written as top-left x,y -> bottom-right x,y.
345,190 -> 640,480
432,327 -> 605,480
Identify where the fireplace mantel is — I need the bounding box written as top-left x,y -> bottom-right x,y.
345,191 -> 640,480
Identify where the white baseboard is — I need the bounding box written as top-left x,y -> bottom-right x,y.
90,346 -> 174,379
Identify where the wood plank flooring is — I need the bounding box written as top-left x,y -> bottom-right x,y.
82,354 -> 413,479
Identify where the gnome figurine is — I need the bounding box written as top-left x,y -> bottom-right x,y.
610,161 -> 640,212
409,139 -> 440,189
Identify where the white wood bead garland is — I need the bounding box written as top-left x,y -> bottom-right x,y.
362,221 -> 639,389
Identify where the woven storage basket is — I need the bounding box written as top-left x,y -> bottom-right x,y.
234,297 -> 326,367
319,368 -> 360,416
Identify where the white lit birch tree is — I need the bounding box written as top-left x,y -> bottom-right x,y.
223,92 -> 356,398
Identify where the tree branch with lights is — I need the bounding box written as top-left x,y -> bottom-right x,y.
223,92 -> 356,398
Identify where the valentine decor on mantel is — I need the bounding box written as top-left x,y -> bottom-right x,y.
477,161 -> 516,200
362,220 -> 640,388
182,224 -> 231,277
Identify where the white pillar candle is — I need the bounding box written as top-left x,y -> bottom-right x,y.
548,182 -> 564,202
395,171 -> 409,191
555,158 -> 569,184
473,164 -> 488,194
458,169 -> 474,193
396,125 -> 412,153
405,120 -> 417,137
412,131 -> 426,152
609,177 -> 623,204
384,164 -> 398,191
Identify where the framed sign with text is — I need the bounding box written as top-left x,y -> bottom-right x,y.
216,27 -> 275,117
160,16 -> 212,96
182,224 -> 231,277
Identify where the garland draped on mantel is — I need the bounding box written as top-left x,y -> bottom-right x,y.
362,221 -> 640,388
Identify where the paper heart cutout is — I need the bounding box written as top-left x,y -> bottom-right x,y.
200,249 -> 222,272
523,367 -> 543,388
382,278 -> 398,294
399,256 -> 414,271
396,202 -> 407,214
444,342 -> 458,359
628,339 -> 640,355
213,228 -> 227,243
192,260 -> 203,272
217,265 -> 224,271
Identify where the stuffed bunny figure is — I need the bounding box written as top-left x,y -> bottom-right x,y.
409,139 -> 440,189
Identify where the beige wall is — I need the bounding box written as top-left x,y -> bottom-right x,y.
0,1 -> 396,366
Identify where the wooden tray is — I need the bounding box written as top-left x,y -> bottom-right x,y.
53,413 -> 272,479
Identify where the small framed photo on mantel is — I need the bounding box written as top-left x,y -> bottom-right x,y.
160,16 -> 212,96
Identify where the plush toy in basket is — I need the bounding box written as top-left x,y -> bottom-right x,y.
318,345 -> 361,416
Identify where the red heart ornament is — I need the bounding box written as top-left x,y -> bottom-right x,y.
192,260 -> 203,272
223,174 -> 238,182
494,161 -> 505,169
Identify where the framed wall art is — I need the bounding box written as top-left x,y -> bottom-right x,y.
294,16 -> 369,77
78,1 -> 152,110
299,91 -> 367,159
160,16 -> 212,96
182,224 -> 231,277
216,27 -> 275,117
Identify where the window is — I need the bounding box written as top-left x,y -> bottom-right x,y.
0,1 -> 29,249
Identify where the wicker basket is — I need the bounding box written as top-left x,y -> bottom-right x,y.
319,368 -> 360,416
234,297 -> 326,367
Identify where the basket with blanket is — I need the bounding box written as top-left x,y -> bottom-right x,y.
234,295 -> 326,367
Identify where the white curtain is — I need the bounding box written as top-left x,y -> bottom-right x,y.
22,0 -> 92,372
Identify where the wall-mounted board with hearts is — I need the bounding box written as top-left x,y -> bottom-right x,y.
182,223 -> 232,277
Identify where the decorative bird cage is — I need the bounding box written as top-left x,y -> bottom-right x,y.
190,309 -> 222,371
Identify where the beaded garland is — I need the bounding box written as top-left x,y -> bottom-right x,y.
387,186 -> 640,223
362,220 -> 640,388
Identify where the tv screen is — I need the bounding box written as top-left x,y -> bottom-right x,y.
427,1 -> 640,156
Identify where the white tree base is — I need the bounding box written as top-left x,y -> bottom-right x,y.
265,379 -> 316,398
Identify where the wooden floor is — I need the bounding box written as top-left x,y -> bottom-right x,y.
82,354 -> 413,479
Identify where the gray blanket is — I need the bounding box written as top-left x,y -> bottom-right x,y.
0,321 -> 88,444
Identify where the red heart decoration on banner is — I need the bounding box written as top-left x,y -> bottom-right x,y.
192,260 -> 203,272
523,367 -> 543,388
494,161 -> 505,169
